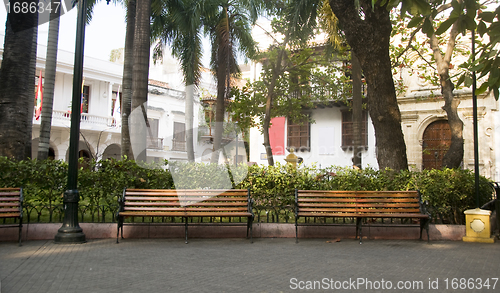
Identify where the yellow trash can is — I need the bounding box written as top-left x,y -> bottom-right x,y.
462,208 -> 495,243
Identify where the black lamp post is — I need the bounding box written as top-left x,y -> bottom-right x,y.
471,29 -> 480,209
55,0 -> 87,243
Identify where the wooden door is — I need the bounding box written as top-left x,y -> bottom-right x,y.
422,120 -> 451,170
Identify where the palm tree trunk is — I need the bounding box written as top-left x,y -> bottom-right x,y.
351,52 -> 363,169
26,16 -> 38,159
185,85 -> 195,161
210,51 -> 227,164
38,2 -> 60,160
0,3 -> 38,160
211,9 -> 230,164
130,0 -> 151,163
121,0 -> 136,160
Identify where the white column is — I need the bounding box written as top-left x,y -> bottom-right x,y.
108,82 -> 114,117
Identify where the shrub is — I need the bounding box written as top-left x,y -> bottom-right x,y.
0,157 -> 494,224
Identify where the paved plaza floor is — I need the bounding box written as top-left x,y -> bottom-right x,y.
0,238 -> 499,293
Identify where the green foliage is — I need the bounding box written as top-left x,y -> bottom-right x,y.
414,168 -> 493,224
236,163 -> 320,206
464,4 -> 500,100
168,161 -> 247,189
78,158 -> 173,207
0,157 -> 494,225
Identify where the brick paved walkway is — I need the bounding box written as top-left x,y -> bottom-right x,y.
1,238 -> 499,293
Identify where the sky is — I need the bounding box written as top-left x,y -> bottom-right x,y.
0,1 -> 127,61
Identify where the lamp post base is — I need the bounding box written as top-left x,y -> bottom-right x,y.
54,189 -> 86,244
55,227 -> 86,243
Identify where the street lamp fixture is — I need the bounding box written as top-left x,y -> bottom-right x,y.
54,0 -> 87,243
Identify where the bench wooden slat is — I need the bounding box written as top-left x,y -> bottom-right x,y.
124,201 -> 247,207
298,203 -> 420,208
0,207 -> 21,212
0,212 -> 21,218
0,191 -> 21,194
298,198 -> 419,203
124,207 -> 248,212
120,211 -> 252,217
0,197 -> 21,201
125,189 -> 247,195
0,202 -> 21,207
298,212 -> 429,218
124,196 -> 248,202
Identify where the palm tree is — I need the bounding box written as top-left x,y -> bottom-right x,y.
151,0 -> 205,162
121,0 -> 137,159
0,1 -> 38,160
130,0 -> 152,162
38,0 -> 61,160
206,0 -> 258,164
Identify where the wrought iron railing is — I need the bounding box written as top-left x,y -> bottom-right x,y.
172,139 -> 186,152
0,204 -> 438,225
147,137 -> 164,150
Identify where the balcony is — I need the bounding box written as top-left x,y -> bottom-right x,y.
35,110 -> 119,131
172,139 -> 186,152
147,137 -> 164,150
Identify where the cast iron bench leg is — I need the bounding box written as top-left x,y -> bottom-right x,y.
356,218 -> 363,244
419,218 -> 430,243
184,217 -> 188,244
18,221 -> 22,246
250,217 -> 253,243
295,218 -> 298,244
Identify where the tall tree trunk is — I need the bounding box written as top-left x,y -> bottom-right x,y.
26,16 -> 38,159
329,0 -> 408,170
211,9 -> 230,164
121,0 -> 136,159
428,22 -> 463,169
210,46 -> 227,164
262,47 -> 287,166
131,0 -> 151,163
185,85 -> 195,161
351,52 -> 363,169
38,2 -> 60,160
0,2 -> 38,160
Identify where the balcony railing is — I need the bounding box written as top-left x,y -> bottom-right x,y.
172,139 -> 186,152
147,137 -> 164,150
42,110 -> 118,128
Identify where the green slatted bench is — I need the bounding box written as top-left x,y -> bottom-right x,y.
116,189 -> 254,243
0,188 -> 23,246
295,189 -> 431,244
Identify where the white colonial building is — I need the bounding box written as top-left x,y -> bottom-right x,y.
245,21 -> 500,182
0,36 -> 245,165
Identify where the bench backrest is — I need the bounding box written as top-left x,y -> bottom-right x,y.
121,189 -> 252,215
0,188 -> 23,219
295,190 -> 424,216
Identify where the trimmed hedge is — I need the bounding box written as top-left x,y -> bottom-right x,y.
0,157 -> 494,224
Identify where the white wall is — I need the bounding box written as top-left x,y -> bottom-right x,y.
249,107 -> 378,169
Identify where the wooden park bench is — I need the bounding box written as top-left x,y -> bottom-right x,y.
294,189 -> 431,244
116,189 -> 254,243
0,188 -> 23,245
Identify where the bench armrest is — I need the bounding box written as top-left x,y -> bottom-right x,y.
247,189 -> 255,218
19,187 -> 24,221
115,188 -> 126,221
294,189 -> 299,218
418,190 -> 432,220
